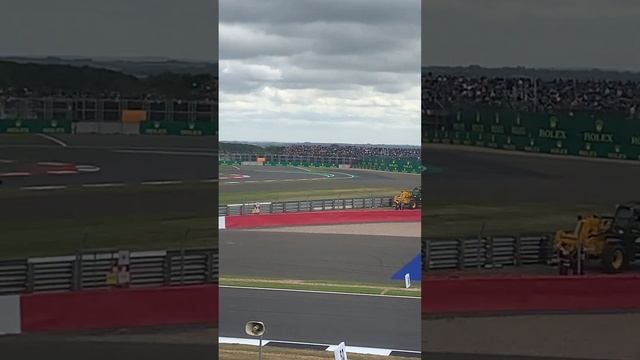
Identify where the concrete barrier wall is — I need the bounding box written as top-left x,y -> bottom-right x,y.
422,275 -> 640,315
222,209 -> 421,229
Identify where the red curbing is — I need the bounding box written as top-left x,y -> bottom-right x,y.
421,275 -> 640,315
20,284 -> 218,332
224,209 -> 420,229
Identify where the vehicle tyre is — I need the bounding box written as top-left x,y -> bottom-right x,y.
601,243 -> 628,274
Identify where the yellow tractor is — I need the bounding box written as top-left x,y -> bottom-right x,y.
554,203 -> 640,274
393,187 -> 422,210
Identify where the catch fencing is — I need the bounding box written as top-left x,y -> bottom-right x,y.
0,247 -> 218,295
219,197 -> 394,216
422,234 -> 554,271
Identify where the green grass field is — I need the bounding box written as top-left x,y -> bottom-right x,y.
220,186 -> 398,204
423,201 -> 610,237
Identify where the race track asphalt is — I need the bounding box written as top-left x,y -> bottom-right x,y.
220,287 -> 420,351
0,338 -> 218,360
0,134 -> 217,222
423,144 -> 640,206
422,312 -> 640,360
220,165 -> 419,197
221,230 -> 418,284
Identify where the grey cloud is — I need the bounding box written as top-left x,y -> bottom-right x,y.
423,0 -> 640,71
0,0 -> 218,61
221,0 -> 419,26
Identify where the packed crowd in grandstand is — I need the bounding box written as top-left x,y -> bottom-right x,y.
281,144 -> 420,159
0,77 -> 218,102
422,73 -> 640,116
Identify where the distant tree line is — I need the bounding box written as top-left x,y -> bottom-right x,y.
0,61 -> 217,100
422,65 -> 640,82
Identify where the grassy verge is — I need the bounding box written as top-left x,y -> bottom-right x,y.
220,277 -> 420,297
220,345 -> 417,360
423,202 -> 610,237
220,187 -> 398,204
0,215 -> 216,259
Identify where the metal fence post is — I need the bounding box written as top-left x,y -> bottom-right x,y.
163,253 -> 171,286
26,262 -> 34,293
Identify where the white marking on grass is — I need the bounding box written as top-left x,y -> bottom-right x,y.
21,185 -> 67,191
141,180 -> 184,185
81,183 -> 125,188
1,172 -> 31,177
114,149 -> 215,157
36,134 -> 68,147
47,170 -> 78,175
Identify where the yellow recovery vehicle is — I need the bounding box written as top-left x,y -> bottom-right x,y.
393,186 -> 422,210
554,203 -> 640,274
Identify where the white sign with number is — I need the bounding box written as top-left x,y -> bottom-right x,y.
405,273 -> 411,288
334,341 -> 348,360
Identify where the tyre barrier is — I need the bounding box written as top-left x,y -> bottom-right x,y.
0,284 -> 217,335
422,275 -> 640,315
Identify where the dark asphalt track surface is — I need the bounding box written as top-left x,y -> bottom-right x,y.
220,164 -> 419,196
423,144 -> 640,206
0,134 -> 217,222
220,287 -> 420,351
221,230 -> 418,283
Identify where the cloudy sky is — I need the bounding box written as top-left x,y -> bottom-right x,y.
423,0 -> 640,71
0,0 -> 217,61
219,0 -> 420,145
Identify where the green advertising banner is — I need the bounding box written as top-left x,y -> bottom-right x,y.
425,110 -> 640,161
140,121 -> 216,136
0,119 -> 72,134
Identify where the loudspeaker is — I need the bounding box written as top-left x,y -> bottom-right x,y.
245,321 -> 266,336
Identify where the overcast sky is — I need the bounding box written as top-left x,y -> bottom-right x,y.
0,0 -> 217,61
423,0 -> 640,71
219,0 -> 420,145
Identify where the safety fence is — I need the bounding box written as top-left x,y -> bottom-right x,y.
424,109 -> 640,161
422,233 -> 640,271
421,234 -> 555,271
0,247 -> 218,295
219,154 -> 422,173
219,197 -> 394,216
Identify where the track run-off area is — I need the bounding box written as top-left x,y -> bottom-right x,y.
0,134 -> 218,258
422,143 -> 640,360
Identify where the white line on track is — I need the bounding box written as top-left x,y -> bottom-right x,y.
36,133 -> 68,148
20,185 -> 67,191
81,183 -> 125,188
0,159 -> 15,163
218,337 -> 420,356
220,285 -> 420,299
140,180 -> 184,185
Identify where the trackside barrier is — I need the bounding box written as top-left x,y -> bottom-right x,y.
422,235 -> 554,271
0,285 -> 217,334
219,197 -> 394,216
421,275 -> 640,315
223,209 -> 421,229
422,235 -> 640,271
20,284 -> 218,332
0,248 -> 218,296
